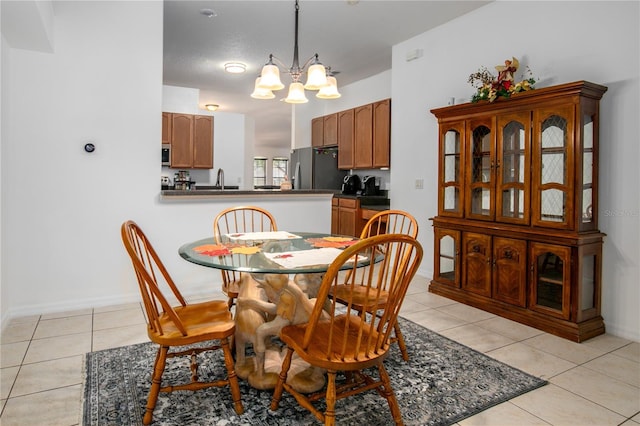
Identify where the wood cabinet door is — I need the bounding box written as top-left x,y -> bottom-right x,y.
338,109 -> 354,169
496,111 -> 530,225
170,113 -> 194,168
331,206 -> 339,235
162,112 -> 172,145
354,104 -> 373,168
529,242 -> 572,320
531,104 -> 575,230
465,116 -> 496,221
338,207 -> 358,237
372,99 -> 390,168
323,113 -> 338,146
311,117 -> 324,147
492,237 -> 527,307
434,228 -> 461,287
461,232 -> 492,297
438,121 -> 465,218
192,115 -> 213,169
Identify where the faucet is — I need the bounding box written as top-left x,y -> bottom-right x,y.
215,168 -> 225,190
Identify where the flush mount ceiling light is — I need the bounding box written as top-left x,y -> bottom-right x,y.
254,0 -> 340,104
224,62 -> 246,74
205,104 -> 219,111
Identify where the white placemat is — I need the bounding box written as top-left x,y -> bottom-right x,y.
225,231 -> 301,241
264,247 -> 366,269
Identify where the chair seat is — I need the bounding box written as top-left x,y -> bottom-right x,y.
330,285 -> 389,309
151,300 -> 235,346
279,315 -> 389,371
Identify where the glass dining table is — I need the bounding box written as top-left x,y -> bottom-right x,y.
178,231 -> 372,392
178,231 -> 365,277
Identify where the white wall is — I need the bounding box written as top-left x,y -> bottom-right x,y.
0,12 -> 6,331
390,1 -> 639,340
0,2 -> 332,325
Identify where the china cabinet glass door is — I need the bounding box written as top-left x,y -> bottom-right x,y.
532,106 -> 575,229
496,112 -> 530,224
466,118 -> 495,221
439,122 -> 465,217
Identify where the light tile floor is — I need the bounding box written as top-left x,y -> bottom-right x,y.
1,275 -> 638,425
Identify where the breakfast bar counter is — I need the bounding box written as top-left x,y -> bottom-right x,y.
160,189 -> 337,201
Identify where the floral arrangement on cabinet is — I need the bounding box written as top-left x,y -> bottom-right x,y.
468,57 -> 537,103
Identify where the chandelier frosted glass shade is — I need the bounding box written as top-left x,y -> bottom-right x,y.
251,78 -> 276,99
316,76 -> 341,99
258,64 -> 285,91
304,63 -> 328,90
284,82 -> 309,103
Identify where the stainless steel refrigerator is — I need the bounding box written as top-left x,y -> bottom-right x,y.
289,147 -> 347,190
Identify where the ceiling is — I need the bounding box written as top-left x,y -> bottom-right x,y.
163,1 -> 490,150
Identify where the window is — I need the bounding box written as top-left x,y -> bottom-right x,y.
253,157 -> 267,187
272,158 -> 289,186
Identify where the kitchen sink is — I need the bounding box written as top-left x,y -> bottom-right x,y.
194,185 -> 240,191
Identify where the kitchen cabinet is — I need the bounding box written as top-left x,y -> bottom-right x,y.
430,81 -> 607,342
372,99 -> 391,168
312,114 -> 338,147
332,197 -> 362,237
315,98 -> 390,170
311,117 -> 324,147
162,112 -> 172,145
193,115 -> 213,168
354,104 -> 373,168
165,113 -> 214,169
337,109 -> 354,169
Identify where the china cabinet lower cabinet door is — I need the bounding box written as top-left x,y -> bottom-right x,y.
529,242 -> 572,320
492,237 -> 527,307
434,228 -> 460,287
461,233 -> 492,297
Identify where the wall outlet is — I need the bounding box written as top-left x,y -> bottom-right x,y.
415,179 -> 424,189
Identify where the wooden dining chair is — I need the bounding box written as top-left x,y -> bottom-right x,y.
121,221 -> 243,425
270,233 -> 423,426
213,205 -> 278,309
332,209 -> 419,361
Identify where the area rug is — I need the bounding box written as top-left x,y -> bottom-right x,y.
82,317 -> 546,425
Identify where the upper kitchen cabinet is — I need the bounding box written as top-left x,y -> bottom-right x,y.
312,114 -> 338,147
311,117 -> 324,147
354,104 -> 373,168
372,99 -> 391,168
337,109 -> 354,169
162,112 -> 172,145
165,113 -> 214,169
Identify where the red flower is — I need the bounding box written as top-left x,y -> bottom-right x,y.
503,80 -> 512,90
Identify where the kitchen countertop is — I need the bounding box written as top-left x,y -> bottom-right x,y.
160,188 -> 337,200
333,193 -> 390,209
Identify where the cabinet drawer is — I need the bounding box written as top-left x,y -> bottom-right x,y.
361,208 -> 381,221
338,198 -> 358,208
332,197 -> 339,206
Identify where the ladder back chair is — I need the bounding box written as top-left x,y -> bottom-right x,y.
332,209 -> 419,361
121,221 -> 243,425
213,206 -> 278,309
270,233 -> 423,426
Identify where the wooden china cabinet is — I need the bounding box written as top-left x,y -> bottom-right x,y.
430,81 -> 607,342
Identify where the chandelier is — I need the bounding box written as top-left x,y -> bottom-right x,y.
251,0 -> 341,103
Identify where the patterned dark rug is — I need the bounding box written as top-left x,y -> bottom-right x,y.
82,317 -> 546,425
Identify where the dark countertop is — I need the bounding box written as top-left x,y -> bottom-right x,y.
333,193 -> 390,212
160,189 -> 337,199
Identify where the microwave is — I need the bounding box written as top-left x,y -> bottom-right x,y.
161,144 -> 170,166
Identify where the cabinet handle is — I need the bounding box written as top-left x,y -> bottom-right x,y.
504,250 -> 512,259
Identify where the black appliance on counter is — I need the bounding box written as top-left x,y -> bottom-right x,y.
342,174 -> 361,195
289,147 -> 347,190
362,176 -> 379,196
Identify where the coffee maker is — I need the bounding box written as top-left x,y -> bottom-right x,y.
362,176 -> 378,196
341,174 -> 360,195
